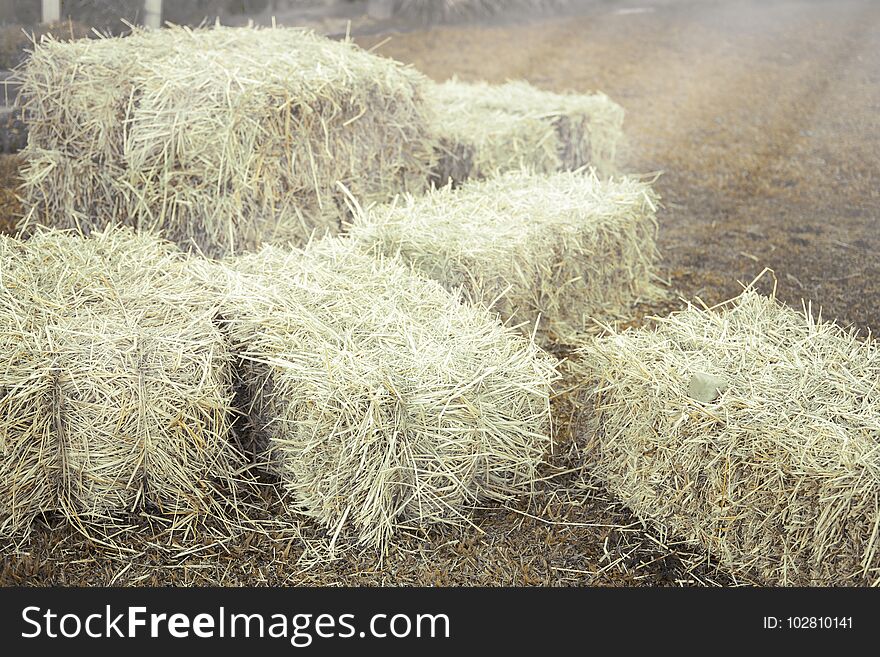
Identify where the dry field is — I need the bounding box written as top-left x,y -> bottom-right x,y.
1,0 -> 878,586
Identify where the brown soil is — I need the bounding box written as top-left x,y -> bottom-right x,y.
2,0 -> 878,586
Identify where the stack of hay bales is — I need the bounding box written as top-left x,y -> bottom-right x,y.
351,170 -> 660,344
427,79 -> 623,184
580,290 -> 880,586
0,227 -> 242,543
193,237 -> 558,551
15,26 -> 436,257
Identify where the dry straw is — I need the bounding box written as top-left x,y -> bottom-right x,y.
579,289 -> 880,586
0,227 -> 244,545
192,237 -> 558,552
427,78 -> 623,184
15,25 -> 436,256
351,169 -> 661,345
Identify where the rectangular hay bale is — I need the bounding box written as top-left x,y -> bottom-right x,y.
427,78 -> 624,184
351,170 -> 660,344
0,228 -> 242,543
16,26 -> 436,257
580,291 -> 880,586
193,236 -> 558,551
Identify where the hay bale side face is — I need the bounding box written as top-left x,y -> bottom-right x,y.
51,311 -> 235,519
351,170 -> 660,344
19,38 -> 146,161
199,238 -> 557,550
431,106 -> 561,185
0,280 -> 56,537
0,228 -> 240,541
580,291 -> 880,586
428,80 -> 623,184
17,27 -> 437,257
474,81 -> 624,174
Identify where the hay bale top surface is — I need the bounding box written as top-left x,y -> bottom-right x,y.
583,290 -> 880,585
430,78 -> 618,120
356,169 -> 656,249
0,226 -> 222,321
0,226 -> 192,312
351,169 -> 660,340
22,25 -> 429,159
25,25 -> 423,91
592,291 -> 880,425
213,236 -> 554,372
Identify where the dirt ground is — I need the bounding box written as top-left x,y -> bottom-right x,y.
1,0 -> 878,586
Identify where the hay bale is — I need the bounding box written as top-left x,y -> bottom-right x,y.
0,227 -> 242,542
580,291 -> 880,586
351,170 -> 660,344
15,26 -> 436,256
428,79 -> 623,184
194,237 -> 558,550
